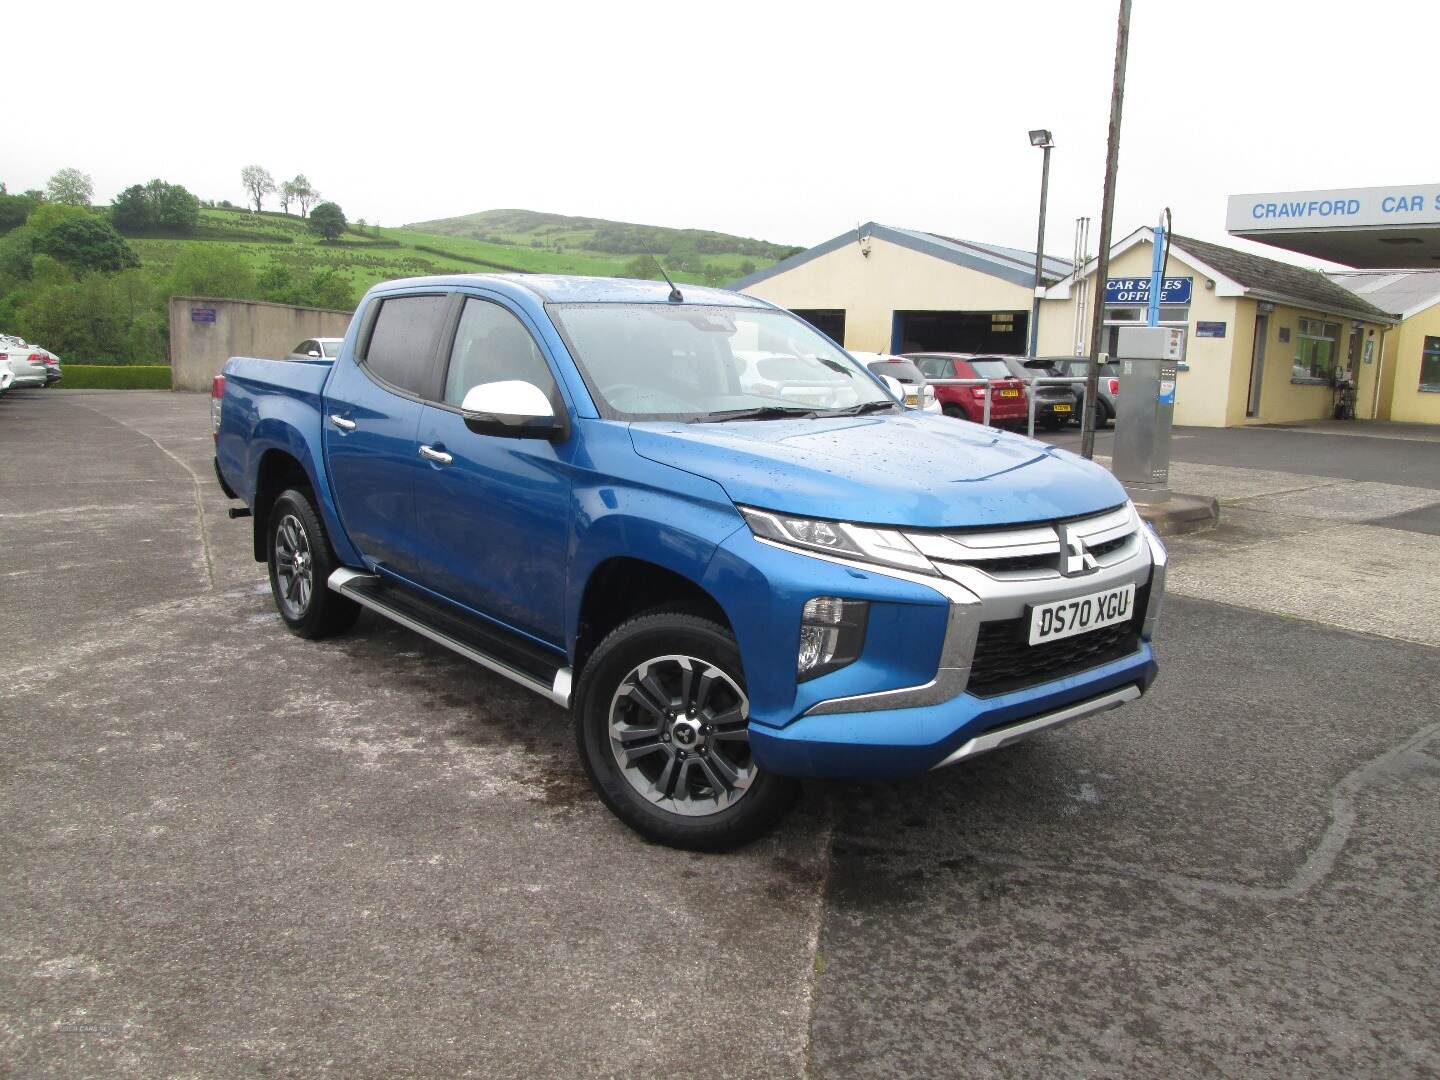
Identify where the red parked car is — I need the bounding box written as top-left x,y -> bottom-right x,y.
907,353 -> 1029,427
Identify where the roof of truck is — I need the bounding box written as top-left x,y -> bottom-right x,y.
367,273 -> 773,308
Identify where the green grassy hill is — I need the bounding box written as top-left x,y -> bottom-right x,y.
0,204 -> 798,366
403,208 -> 801,282
125,207 -> 795,296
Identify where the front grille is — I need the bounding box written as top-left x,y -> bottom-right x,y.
966,589 -> 1147,697
980,552 -> 1057,574
1087,535 -> 1128,560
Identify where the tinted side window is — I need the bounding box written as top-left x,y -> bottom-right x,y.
363,295 -> 448,396
443,299 -> 556,406
914,357 -> 950,378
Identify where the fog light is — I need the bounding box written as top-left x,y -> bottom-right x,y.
797,597 -> 869,681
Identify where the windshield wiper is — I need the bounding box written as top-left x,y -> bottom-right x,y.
696,405 -> 820,423
826,400 -> 899,416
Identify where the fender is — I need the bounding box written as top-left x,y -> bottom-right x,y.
565,425 -> 746,659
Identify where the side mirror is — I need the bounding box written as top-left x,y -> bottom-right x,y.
307,350 -> 322,358
460,381 -> 565,440
881,374 -> 906,401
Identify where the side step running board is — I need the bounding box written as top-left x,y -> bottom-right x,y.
328,567 -> 572,707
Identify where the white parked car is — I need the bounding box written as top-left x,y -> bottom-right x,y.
847,351 -> 941,413
730,350 -> 864,409
285,337 -> 344,362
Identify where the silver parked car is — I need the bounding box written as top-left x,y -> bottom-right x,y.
984,355 -> 1080,431
285,337 -> 344,362
0,337 -> 50,389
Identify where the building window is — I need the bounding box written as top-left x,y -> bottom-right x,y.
1292,318 -> 1341,382
1104,305 -> 1189,325
1421,336 -> 1440,393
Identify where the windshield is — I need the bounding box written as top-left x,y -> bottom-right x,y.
320,340 -> 341,358
548,303 -> 894,421
968,359 -> 1013,380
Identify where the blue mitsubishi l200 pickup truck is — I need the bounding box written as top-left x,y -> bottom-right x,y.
213,274 -> 1165,850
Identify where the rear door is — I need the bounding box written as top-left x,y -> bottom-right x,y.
323,292 -> 452,578
412,294 -> 572,645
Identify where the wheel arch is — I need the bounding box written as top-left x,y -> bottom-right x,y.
573,556 -> 733,681
251,448 -> 314,562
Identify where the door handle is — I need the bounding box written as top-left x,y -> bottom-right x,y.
419,444 -> 453,465
329,414 -> 356,432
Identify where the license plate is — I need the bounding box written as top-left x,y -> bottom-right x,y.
1027,583 -> 1135,645
1051,403 -> 1072,413
905,394 -> 919,406
999,388 -> 1020,397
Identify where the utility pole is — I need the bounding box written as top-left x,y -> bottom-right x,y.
1027,130 -> 1054,358
1080,0 -> 1131,460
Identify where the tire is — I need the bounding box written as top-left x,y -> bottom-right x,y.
573,611 -> 800,851
267,487 -> 361,640
942,403 -> 965,420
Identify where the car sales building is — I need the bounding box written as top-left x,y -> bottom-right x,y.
1228,182 -> 1440,426
1036,229 -> 1395,427
734,219 -> 1397,428
729,222 -> 1072,358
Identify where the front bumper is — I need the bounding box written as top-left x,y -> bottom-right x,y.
750,643 -> 1156,778
741,515 -> 1167,779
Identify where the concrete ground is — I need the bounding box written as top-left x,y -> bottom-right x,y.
3,389 -> 1438,1078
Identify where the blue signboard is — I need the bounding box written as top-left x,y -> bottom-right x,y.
190,307 -> 217,323
1195,321 -> 1226,338
1104,277 -> 1193,305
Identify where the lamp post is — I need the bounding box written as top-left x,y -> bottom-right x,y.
1027,129 -> 1054,358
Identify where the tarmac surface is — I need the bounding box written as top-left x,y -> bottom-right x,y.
4,389 -> 1439,1078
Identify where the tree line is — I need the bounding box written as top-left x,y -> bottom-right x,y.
0,167 -> 358,362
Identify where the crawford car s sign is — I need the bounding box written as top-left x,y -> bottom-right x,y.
1227,184 -> 1440,231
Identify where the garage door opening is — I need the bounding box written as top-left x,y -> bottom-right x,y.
790,309 -> 846,345
893,310 -> 1029,355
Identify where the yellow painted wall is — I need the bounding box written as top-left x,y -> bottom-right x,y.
1374,327 -> 1399,420
738,236 -> 1034,352
1036,242 -> 1392,427
1386,300 -> 1440,424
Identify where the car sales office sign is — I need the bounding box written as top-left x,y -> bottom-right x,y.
1105,277 -> 1193,306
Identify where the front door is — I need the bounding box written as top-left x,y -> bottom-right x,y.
324,292 -> 450,577
1246,313 -> 1268,417
412,295 -> 572,646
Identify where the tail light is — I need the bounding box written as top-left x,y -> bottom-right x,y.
971,387 -> 987,399
1108,378 -> 1120,395
211,374 -> 226,438
28,353 -> 44,364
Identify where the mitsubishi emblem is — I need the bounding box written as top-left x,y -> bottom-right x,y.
1057,524 -> 1098,577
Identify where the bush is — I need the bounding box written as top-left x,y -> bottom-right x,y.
59,365 -> 171,389
33,214 -> 139,273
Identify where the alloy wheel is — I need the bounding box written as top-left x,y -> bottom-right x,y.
273,513 -> 314,618
607,654 -> 755,817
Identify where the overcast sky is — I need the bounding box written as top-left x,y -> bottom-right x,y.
6,0 -> 1434,268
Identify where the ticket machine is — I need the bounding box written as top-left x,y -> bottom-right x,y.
1112,325 -> 1186,492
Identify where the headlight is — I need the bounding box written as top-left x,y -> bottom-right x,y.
739,506 -> 937,575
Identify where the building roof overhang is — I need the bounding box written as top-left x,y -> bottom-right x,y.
1226,184 -> 1440,269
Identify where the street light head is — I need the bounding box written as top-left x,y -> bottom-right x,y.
1028,129 -> 1054,148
